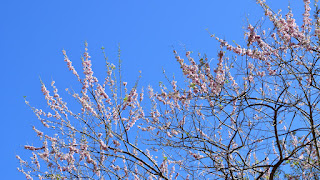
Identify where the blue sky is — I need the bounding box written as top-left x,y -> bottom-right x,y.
1,0 -> 305,179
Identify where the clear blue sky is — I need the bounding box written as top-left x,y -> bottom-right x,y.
1,0 -> 304,179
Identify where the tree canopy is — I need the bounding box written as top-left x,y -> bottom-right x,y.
18,0 -> 320,179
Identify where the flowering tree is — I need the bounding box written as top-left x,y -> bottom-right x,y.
17,0 -> 320,179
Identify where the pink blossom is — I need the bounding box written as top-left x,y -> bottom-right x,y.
32,126 -> 43,137
113,139 -> 120,147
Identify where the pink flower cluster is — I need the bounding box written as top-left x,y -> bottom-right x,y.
62,50 -> 79,80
